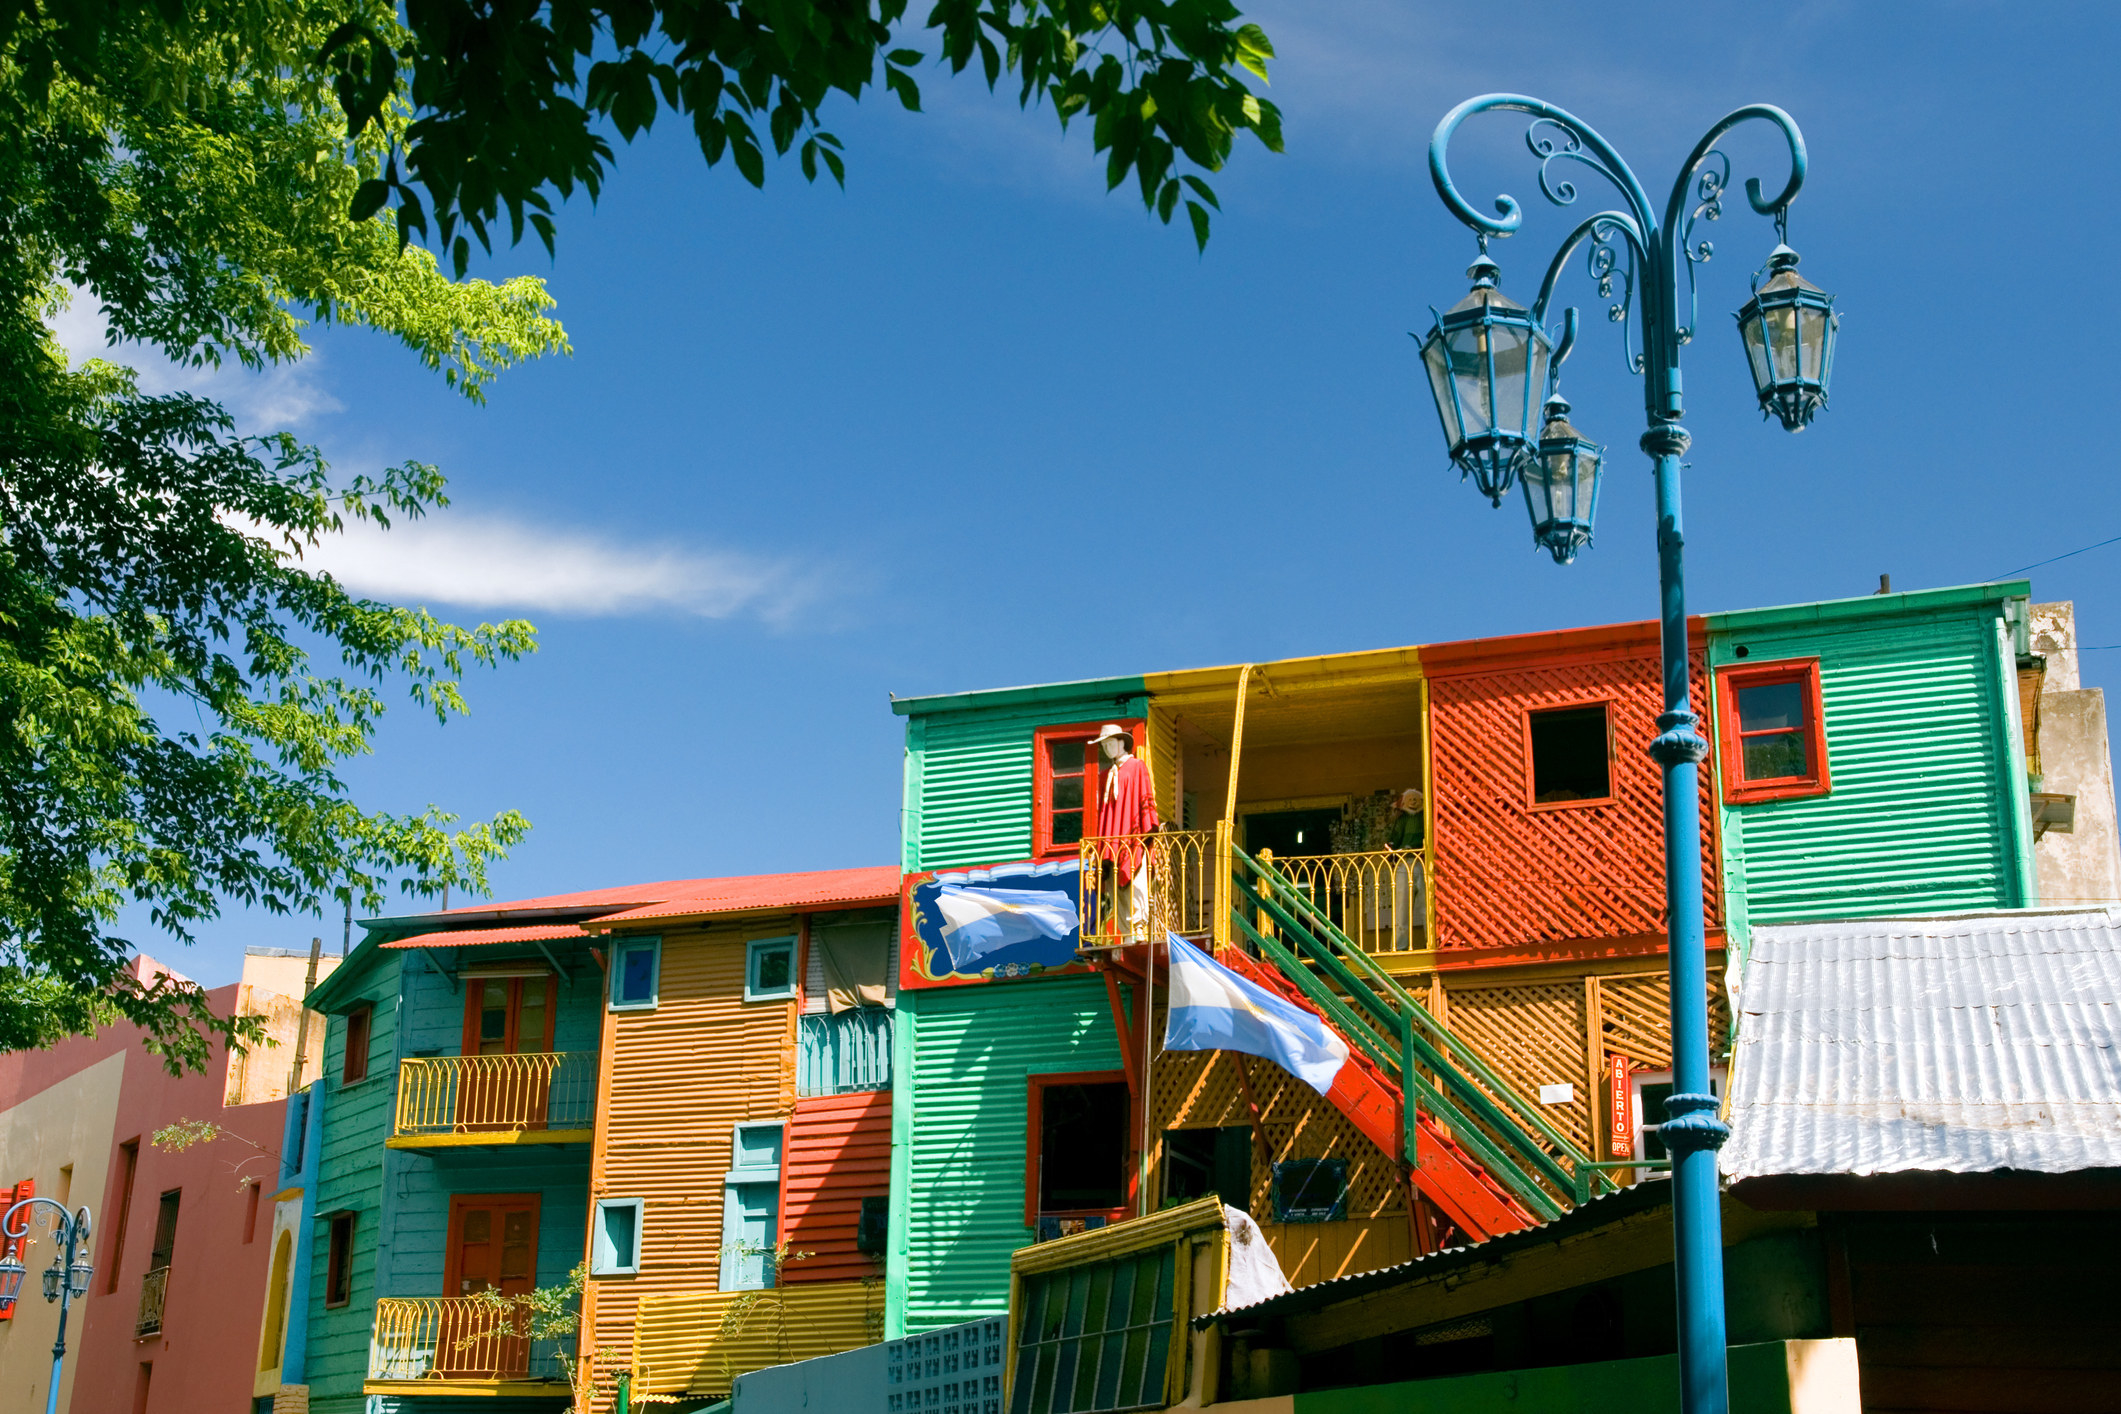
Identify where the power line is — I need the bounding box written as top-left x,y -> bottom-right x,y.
1999,531 -> 2121,578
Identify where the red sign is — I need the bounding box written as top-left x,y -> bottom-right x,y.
1607,1054 -> 1632,1159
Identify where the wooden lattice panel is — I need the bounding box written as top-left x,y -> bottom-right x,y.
1437,978 -> 1593,1157
1427,640 -> 1720,951
1597,966 -> 1730,1071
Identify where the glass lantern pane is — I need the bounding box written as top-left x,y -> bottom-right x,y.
1522,459 -> 1557,524
1766,303 -> 1800,383
1487,323 -> 1534,437
1741,313 -> 1771,391
1524,338 -> 1550,437
1423,336 -> 1461,445
1798,304 -> 1828,384
1446,326 -> 1493,437
1570,448 -> 1600,514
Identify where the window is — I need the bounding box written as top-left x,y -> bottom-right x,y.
0,1178 -> 30,1320
1270,1158 -> 1348,1223
592,1198 -> 644,1276
324,1212 -> 356,1307
1716,659 -> 1831,803
148,1189 -> 180,1273
1526,703 -> 1612,807
1026,1073 -> 1130,1225
721,1123 -> 783,1291
462,972 -> 555,1055
1012,1246 -> 1175,1414
1162,1127 -> 1252,1211
243,1180 -> 260,1243
1630,1068 -> 1728,1164
446,1194 -> 539,1296
105,1139 -> 137,1292
609,937 -> 660,1011
797,1010 -> 894,1097
341,1005 -> 373,1084
745,936 -> 798,1002
1033,720 -> 1140,858
856,1196 -> 888,1256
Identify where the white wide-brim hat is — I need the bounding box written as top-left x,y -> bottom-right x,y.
1091,723 -> 1132,746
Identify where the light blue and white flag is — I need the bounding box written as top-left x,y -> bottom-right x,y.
1163,933 -> 1350,1096
934,885 -> 1082,972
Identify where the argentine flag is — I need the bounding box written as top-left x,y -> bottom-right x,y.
1164,934 -> 1350,1096
934,884 -> 1081,972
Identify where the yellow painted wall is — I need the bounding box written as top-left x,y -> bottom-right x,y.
0,1048 -> 124,1414
581,918 -> 801,1409
631,1280 -> 883,1399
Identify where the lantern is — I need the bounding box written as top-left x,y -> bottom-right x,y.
40,1260 -> 60,1303
0,1249 -> 23,1315
1421,252 -> 1552,503
1735,244 -> 1837,431
68,1256 -> 91,1299
1521,394 -> 1603,564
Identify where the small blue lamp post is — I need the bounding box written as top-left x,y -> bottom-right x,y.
1421,96 -> 1837,1414
0,1195 -> 94,1414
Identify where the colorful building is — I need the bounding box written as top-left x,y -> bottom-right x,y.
0,948 -> 332,1414
883,580 -> 2074,1342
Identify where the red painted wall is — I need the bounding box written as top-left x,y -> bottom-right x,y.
0,966 -> 287,1414
1425,620 -> 1721,959
778,1091 -> 889,1284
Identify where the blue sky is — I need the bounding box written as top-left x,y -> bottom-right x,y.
90,0 -> 2121,984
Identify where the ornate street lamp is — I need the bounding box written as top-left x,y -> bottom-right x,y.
1736,244 -> 1838,429
0,1196 -> 92,1414
1522,393 -> 1603,563
1419,251 -> 1552,504
1424,94 -> 1837,1414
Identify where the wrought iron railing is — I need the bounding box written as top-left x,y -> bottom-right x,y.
368,1296 -> 571,1383
391,1052 -> 596,1139
796,1010 -> 893,1096
1246,846 -> 1428,954
1078,830 -> 1215,943
136,1264 -> 169,1336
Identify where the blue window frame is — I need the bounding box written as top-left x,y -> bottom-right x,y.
609,937 -> 660,1011
721,1122 -> 783,1291
591,1197 -> 644,1276
745,936 -> 798,1003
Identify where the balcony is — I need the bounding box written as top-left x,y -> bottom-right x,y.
1080,829 -> 1428,958
136,1265 -> 168,1337
386,1052 -> 596,1149
364,1296 -> 572,1397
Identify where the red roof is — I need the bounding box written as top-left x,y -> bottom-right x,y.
376,866 -> 901,946
383,923 -> 593,951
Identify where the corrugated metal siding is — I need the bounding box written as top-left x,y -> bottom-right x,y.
909,696 -> 1146,871
903,977 -> 1123,1332
797,1010 -> 893,1096
632,1281 -> 883,1399
781,1091 -> 892,1284
582,920 -> 800,1413
1715,613 -> 2019,924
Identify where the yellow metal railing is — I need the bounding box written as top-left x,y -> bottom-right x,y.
136,1265 -> 169,1336
1249,846 -> 1429,954
391,1052 -> 595,1138
1079,830 -> 1215,944
369,1296 -> 567,1383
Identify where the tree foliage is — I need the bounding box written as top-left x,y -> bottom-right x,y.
0,0 -> 567,1070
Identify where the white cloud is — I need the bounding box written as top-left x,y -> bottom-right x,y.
46,290 -> 343,431
291,513 -> 824,624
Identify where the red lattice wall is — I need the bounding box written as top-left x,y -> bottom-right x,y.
1426,621 -> 1719,953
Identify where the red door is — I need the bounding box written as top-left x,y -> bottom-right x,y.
439,1195 -> 539,1377
455,974 -> 555,1131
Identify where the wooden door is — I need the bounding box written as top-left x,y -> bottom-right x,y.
440,1195 -> 539,1377
456,974 -> 555,1131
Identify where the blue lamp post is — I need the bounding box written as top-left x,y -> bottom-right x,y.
0,1195 -> 94,1414
1421,96 -> 1836,1414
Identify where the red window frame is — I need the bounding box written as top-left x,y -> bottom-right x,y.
0,1179 -> 30,1319
1023,1070 -> 1134,1226
1520,698 -> 1618,813
342,1004 -> 373,1084
1716,658 -> 1830,803
1033,720 -> 1143,859
460,973 -> 557,1057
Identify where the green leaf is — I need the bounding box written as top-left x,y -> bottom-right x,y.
1186,198 -> 1211,252
349,178 -> 391,223
1181,175 -> 1220,211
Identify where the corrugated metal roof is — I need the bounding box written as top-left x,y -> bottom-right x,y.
1723,909 -> 2121,1180
586,866 -> 901,925
380,922 -> 592,950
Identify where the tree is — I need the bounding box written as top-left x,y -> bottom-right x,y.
0,0 -> 567,1069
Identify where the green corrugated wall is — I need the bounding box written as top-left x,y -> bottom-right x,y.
1712,596 -> 2032,938
892,976 -> 1123,1334
903,689 -> 1146,870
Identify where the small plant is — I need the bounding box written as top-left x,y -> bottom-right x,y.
150,1119 -> 277,1190
456,1262 -> 589,1400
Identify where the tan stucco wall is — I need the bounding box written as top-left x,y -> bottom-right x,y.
2030,603 -> 2121,908
0,1048 -> 125,1413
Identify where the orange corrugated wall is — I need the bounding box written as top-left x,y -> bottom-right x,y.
1425,622 -> 1720,953
778,1090 -> 890,1284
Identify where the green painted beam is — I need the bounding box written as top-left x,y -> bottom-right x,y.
889,674 -> 1148,717
1701,579 -> 2028,634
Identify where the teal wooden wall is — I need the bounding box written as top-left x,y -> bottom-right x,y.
1710,587 -> 2035,945
304,949 -> 404,1414
889,976 -> 1124,1334
898,681 -> 1147,871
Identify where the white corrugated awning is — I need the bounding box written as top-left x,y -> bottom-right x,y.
1722,908 -> 2121,1180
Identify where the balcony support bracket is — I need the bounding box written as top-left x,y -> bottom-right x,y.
420,948 -> 461,993
532,940 -> 573,988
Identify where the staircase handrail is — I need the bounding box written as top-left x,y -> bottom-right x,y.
1230,846 -> 1614,1204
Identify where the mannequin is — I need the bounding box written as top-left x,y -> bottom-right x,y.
1092,724 -> 1160,938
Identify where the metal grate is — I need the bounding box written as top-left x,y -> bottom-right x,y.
887,1316 -> 1007,1414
